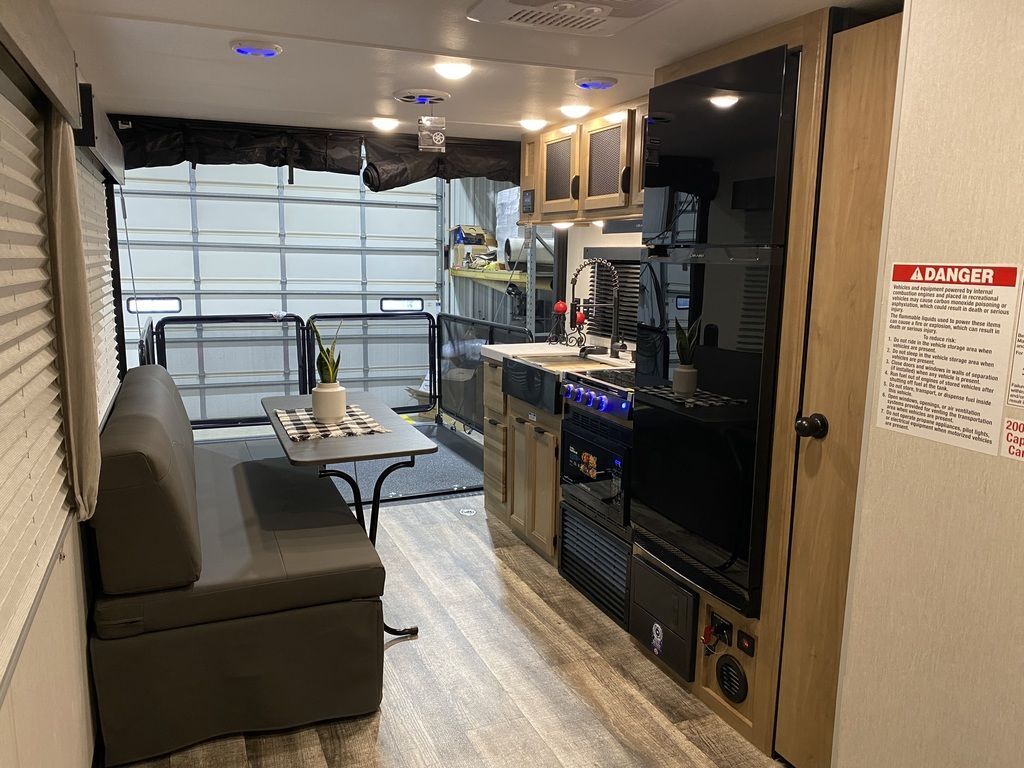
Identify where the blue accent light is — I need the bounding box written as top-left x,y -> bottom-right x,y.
620,402 -> 629,411
233,43 -> 282,58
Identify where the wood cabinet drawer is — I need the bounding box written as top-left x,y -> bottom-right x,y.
483,416 -> 508,502
483,360 -> 505,416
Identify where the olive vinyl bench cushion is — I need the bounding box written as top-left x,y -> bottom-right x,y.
93,440 -> 385,639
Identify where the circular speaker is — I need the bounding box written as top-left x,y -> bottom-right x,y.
716,654 -> 748,704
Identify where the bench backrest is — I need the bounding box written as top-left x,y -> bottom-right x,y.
90,365 -> 201,594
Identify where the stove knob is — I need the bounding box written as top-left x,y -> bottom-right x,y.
563,383 -> 575,399
585,390 -> 596,407
574,387 -> 585,403
596,395 -> 609,411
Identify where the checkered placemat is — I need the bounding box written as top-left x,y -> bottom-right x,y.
273,406 -> 391,442
640,386 -> 747,408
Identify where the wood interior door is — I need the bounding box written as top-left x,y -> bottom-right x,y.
509,416 -> 531,533
774,14 -> 902,768
539,126 -> 580,215
580,110 -> 632,211
527,425 -> 559,558
629,101 -> 648,210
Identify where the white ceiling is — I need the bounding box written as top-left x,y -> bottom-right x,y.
53,0 -> 881,141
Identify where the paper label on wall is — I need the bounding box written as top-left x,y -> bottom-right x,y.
1001,417 -> 1024,462
876,263 -> 1019,454
1006,283 -> 1024,407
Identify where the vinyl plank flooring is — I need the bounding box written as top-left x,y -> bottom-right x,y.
124,494 -> 773,768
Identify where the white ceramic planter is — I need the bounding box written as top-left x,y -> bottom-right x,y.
312,382 -> 347,424
672,365 -> 698,398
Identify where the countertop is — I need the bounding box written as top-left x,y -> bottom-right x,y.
481,341 -> 635,369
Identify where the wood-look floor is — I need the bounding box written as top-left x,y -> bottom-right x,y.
129,495 -> 777,768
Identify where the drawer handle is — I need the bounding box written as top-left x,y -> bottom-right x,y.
514,417 -> 527,424
488,362 -> 499,369
534,426 -> 546,435
488,418 -> 499,426
620,165 -> 631,194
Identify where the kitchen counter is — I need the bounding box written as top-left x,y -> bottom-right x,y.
481,341 -> 634,370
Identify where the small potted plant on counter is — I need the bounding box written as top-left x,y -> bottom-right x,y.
673,316 -> 701,397
311,321 -> 346,424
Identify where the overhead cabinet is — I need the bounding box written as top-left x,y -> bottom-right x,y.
579,109 -> 633,211
539,124 -> 580,215
522,101 -> 649,222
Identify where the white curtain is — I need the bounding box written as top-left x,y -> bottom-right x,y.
45,107 -> 100,521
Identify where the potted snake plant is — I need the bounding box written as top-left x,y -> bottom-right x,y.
310,321 -> 346,424
672,316 -> 701,397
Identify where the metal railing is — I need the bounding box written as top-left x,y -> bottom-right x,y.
305,312 -> 437,415
155,314 -> 307,427
436,313 -> 533,432
149,311 -> 530,429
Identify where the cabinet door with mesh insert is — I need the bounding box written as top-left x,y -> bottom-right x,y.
539,125 -> 580,215
580,109 -> 633,211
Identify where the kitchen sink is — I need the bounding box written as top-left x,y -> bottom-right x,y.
512,353 -> 615,371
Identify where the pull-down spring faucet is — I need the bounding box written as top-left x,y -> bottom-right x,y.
567,258 -> 627,359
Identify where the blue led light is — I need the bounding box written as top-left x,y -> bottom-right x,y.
233,42 -> 283,58
620,402 -> 629,410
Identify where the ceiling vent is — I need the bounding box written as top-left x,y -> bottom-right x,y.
467,0 -> 677,36
393,89 -> 451,105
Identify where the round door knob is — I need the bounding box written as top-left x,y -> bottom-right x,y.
794,413 -> 829,439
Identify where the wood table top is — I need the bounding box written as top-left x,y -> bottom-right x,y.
262,393 -> 438,466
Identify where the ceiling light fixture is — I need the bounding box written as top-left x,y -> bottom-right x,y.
231,40 -> 283,58
519,119 -> 548,131
560,104 -> 591,119
552,221 -> 574,230
604,111 -> 627,124
709,94 -> 740,109
371,117 -> 400,131
574,75 -> 618,91
434,61 -> 473,80
560,125 -> 578,135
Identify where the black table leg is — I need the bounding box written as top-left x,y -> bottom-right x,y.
321,457 -> 420,638
317,467 -> 365,529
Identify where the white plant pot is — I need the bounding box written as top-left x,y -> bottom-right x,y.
312,382 -> 347,424
672,365 -> 698,398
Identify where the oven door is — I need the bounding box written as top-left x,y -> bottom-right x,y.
560,419 -> 630,525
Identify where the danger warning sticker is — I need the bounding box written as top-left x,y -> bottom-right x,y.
877,262 -> 1020,454
891,264 -> 1019,287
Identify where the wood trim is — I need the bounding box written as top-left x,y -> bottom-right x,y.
774,15 -> 902,767
654,8 -> 834,752
0,0 -> 80,127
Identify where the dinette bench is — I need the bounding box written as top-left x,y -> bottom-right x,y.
86,366 -> 386,766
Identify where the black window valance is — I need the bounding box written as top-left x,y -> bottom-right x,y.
111,115 -> 520,190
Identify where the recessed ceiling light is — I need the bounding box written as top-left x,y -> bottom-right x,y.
560,104 -> 591,119
560,124 -> 578,134
519,119 -> 548,131
434,61 -> 473,80
709,95 -> 739,109
466,15 -> 481,22
604,111 -> 627,124
371,117 -> 400,131
552,221 -> 574,230
231,40 -> 283,58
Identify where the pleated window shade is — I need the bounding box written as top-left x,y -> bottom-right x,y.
0,77 -> 72,685
76,153 -> 118,418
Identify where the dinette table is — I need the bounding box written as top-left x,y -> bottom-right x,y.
262,392 -> 437,637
